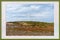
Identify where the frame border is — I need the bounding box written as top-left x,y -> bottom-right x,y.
0,0 -> 60,40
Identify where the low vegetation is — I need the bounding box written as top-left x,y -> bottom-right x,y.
6,21 -> 54,36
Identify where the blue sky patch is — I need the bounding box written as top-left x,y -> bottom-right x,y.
6,4 -> 54,22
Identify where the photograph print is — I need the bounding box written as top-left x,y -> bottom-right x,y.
2,2 -> 59,39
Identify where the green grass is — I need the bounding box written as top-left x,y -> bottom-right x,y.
7,21 -> 54,28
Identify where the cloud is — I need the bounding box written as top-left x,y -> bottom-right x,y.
30,5 -> 40,9
6,3 -> 54,22
6,4 -> 42,13
30,12 -> 49,17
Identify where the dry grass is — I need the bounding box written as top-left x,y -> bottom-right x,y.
6,21 -> 54,36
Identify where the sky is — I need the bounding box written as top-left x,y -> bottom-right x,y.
6,3 -> 54,22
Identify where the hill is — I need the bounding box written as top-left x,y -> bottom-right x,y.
6,21 -> 54,36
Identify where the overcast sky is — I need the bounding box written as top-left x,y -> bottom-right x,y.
6,3 -> 54,22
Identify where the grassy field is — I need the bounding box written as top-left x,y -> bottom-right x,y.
6,21 -> 54,36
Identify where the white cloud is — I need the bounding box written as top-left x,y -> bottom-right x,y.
30,5 -> 41,9
6,4 -> 23,11
6,3 -> 54,22
7,4 -> 42,13
12,14 -> 27,16
30,12 -> 50,18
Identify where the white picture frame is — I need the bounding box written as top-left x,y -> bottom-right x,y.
1,1 -> 59,39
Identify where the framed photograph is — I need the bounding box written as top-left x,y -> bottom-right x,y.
1,0 -> 59,40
